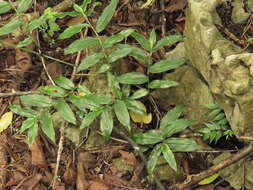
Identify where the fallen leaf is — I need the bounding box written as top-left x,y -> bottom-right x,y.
66,16 -> 85,26
119,150 -> 139,166
195,184 -> 215,190
129,101 -> 152,124
165,0 -> 187,13
89,179 -> 108,190
30,136 -> 47,167
0,112 -> 13,133
198,173 -> 219,185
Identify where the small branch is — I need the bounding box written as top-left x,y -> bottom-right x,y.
114,128 -> 166,190
160,0 -> 166,37
51,125 -> 65,189
53,0 -> 79,12
0,91 -> 40,97
171,143 -> 253,190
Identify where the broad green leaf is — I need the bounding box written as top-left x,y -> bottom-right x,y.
83,94 -> 111,105
0,2 -> 11,14
17,0 -> 33,13
73,3 -> 84,13
117,44 -> 149,63
117,72 -> 148,84
55,98 -> 76,124
100,109 -> 113,142
40,110 -> 55,143
147,144 -> 162,175
77,85 -> 91,94
130,88 -> 149,99
20,94 -> 53,107
107,72 -> 121,98
38,85 -> 66,97
77,52 -> 104,73
131,32 -> 150,51
160,105 -> 185,130
162,119 -> 193,138
132,130 -> 163,145
16,37 -> 33,48
95,64 -> 111,73
0,112 -> 13,133
9,105 -> 37,117
0,18 -> 23,36
108,48 -> 132,63
213,113 -> 225,121
19,117 -> 36,133
161,143 -> 177,171
198,173 -> 219,185
54,76 -> 75,90
153,35 -> 183,51
27,120 -> 38,146
149,29 -> 156,49
69,93 -> 98,110
208,108 -> 222,118
217,118 -> 228,125
121,84 -> 130,97
103,28 -> 135,48
64,37 -> 100,54
58,23 -> 89,40
149,58 -> 185,73
114,100 -> 130,131
27,15 -> 46,31
148,80 -> 179,89
80,108 -> 103,129
165,138 -> 202,151
124,99 -> 146,115
96,0 -> 119,33
203,103 -> 219,110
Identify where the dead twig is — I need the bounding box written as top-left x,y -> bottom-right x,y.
170,143 -> 253,190
0,91 -> 40,97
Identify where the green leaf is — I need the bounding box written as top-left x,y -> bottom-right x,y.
131,32 -> 150,51
54,76 -> 75,90
124,99 -> 146,115
162,143 -> 177,171
0,18 -> 23,36
117,72 -> 148,84
108,48 -> 132,63
69,93 -> 98,110
17,0 -> 33,13
149,58 -> 185,73
58,23 -> 89,40
148,80 -> 180,89
162,119 -> 193,138
149,29 -> 156,49
114,100 -> 130,131
198,173 -> 219,185
80,108 -> 103,129
0,2 -> 11,14
73,3 -> 84,13
27,15 -> 46,31
203,103 -> 219,110
153,35 -> 183,51
38,85 -> 66,97
100,109 -> 113,142
208,108 -> 222,118
77,52 -> 104,73
96,0 -> 119,33
132,130 -> 164,145
55,98 -> 76,124
95,64 -> 111,73
130,88 -> 149,99
27,120 -> 38,146
165,138 -> 202,151
20,94 -> 53,107
107,72 -> 121,98
160,105 -> 185,130
121,84 -> 130,97
16,37 -> 33,48
213,113 -> 225,121
117,44 -> 149,63
147,144 -> 162,175
19,117 -> 36,133
103,29 -> 135,48
83,94 -> 111,105
40,110 -> 55,143
64,37 -> 100,54
77,85 -> 91,94
9,105 -> 37,117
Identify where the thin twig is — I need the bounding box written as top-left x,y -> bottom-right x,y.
51,125 -> 65,189
0,91 -> 40,97
160,0 -> 166,37
114,128 -> 166,190
171,143 -> 253,190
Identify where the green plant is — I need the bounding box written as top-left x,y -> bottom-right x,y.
198,103 -> 234,144
2,0 -> 186,147
132,106 -> 202,177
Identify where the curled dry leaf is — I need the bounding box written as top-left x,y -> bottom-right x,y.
119,150 -> 139,166
0,112 -> 13,133
30,137 -> 47,167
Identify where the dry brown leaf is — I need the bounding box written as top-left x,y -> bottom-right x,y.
30,137 -> 47,167
89,179 -> 108,190
46,62 -> 63,79
119,150 -> 139,166
194,184 -> 215,190
76,152 -> 89,190
63,160 -> 76,184
66,16 -> 85,26
0,143 -> 8,189
165,0 -> 187,13
104,174 -> 128,187
15,49 -> 33,72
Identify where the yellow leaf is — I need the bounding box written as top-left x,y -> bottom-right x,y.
141,0 -> 155,9
0,112 -> 13,133
78,92 -> 87,96
198,173 -> 219,185
129,101 -> 152,124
